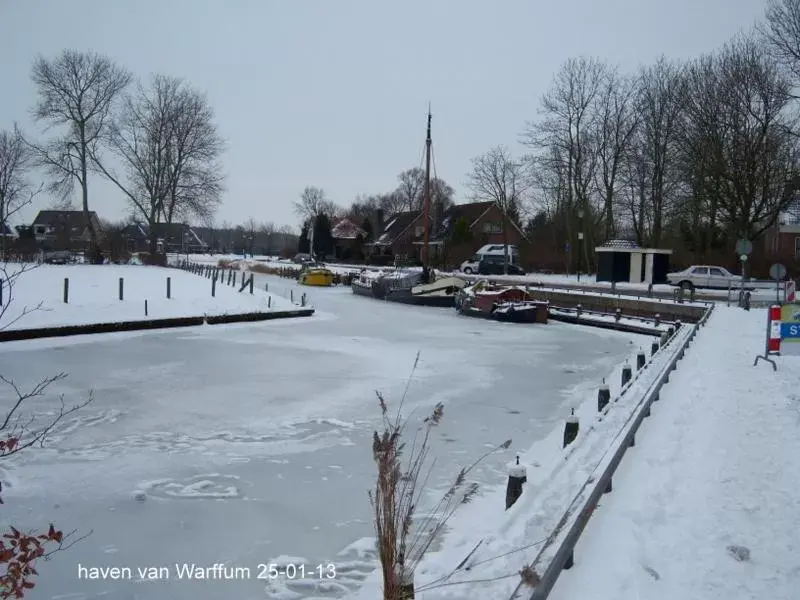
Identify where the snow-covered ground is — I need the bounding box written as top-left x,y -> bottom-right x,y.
545,305 -> 800,600
0,263 -> 296,330
1,274 -> 650,600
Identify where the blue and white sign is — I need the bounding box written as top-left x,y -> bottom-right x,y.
780,304 -> 800,355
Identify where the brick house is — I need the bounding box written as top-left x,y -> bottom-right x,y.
763,179 -> 800,277
331,217 -> 367,260
121,222 -> 208,254
30,210 -> 104,251
367,201 -> 528,267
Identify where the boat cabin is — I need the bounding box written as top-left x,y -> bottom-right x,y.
474,286 -> 531,312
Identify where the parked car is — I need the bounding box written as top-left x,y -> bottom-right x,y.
42,250 -> 73,264
666,265 -> 743,290
460,245 -> 519,274
477,255 -> 525,276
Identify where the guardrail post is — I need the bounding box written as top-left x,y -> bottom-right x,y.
290,290 -> 294,303
563,409 -> 579,448
265,282 -> 268,292
249,276 -> 254,294
268,296 -> 271,309
505,456 -> 527,509
636,351 -> 646,370
597,380 -> 610,412
144,299 -> 148,316
233,271 -> 237,286
651,339 -> 659,356
227,269 -> 232,285
211,275 -> 216,297
621,363 -> 632,388
63,277 -> 69,303
119,277 -> 124,301
654,313 -> 660,327
166,277 -> 171,299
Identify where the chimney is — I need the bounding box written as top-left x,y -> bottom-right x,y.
374,209 -> 384,235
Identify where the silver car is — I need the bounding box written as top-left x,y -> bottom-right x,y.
666,265 -> 742,290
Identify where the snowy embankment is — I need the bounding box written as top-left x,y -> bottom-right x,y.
0,263 -> 295,331
349,323 -> 695,600
547,305 -> 800,600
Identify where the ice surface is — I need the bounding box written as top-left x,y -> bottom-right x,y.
1,272 -> 645,599
1,263 -> 294,330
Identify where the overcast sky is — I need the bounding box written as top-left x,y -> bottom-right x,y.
0,0 -> 768,231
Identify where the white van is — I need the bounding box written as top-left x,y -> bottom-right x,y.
460,245 -> 519,274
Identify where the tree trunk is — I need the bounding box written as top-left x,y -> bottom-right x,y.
79,125 -> 101,263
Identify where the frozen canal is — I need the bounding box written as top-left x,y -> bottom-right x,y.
1,275 -> 643,599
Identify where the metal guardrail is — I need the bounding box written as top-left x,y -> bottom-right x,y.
509,302 -> 715,600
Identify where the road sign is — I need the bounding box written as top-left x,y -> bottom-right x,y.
735,239 -> 753,256
769,263 -> 787,281
780,304 -> 800,355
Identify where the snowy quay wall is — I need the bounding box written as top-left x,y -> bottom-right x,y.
510,303 -> 714,600
0,309 -> 316,343
522,288 -> 708,323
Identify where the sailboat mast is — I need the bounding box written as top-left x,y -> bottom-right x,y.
422,108 -> 432,268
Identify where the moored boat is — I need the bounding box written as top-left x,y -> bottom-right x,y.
455,281 -> 548,323
298,267 -> 335,287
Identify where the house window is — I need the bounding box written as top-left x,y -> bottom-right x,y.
795,236 -> 800,260
414,226 -> 425,237
34,225 -> 47,236
482,221 -> 502,234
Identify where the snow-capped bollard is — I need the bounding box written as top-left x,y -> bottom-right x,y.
505,455 -> 527,509
621,363 -> 632,388
654,313 -> 660,327
667,326 -> 675,338
144,299 -> 148,316
63,277 -> 69,303
615,308 -> 622,322
576,304 -> 582,317
651,339 -> 659,356
563,409 -> 579,448
119,277 -> 124,301
636,351 -> 646,370
166,276 -> 171,299
597,380 -> 610,412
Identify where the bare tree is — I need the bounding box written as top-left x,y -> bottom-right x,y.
759,0 -> 800,88
29,50 -> 131,262
594,69 -> 640,240
523,57 -> 606,271
396,168 -> 425,212
466,146 -> 530,273
293,186 -> 338,223
92,75 -> 224,254
0,127 -> 41,257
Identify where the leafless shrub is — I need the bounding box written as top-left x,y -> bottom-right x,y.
369,352 -> 511,599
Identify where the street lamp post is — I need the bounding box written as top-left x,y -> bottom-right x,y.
577,209 -> 585,282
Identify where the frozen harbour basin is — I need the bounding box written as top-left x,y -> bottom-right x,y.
2,276 -> 643,600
